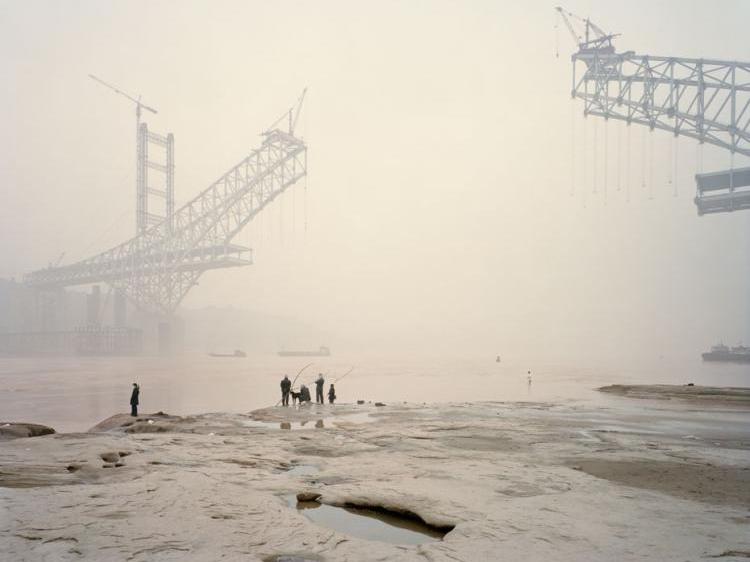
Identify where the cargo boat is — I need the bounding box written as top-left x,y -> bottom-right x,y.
278,346 -> 330,357
701,343 -> 750,363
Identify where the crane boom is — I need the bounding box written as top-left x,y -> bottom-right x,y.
88,74 -> 158,115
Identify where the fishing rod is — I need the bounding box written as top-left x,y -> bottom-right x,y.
334,366 -> 355,383
275,362 -> 314,406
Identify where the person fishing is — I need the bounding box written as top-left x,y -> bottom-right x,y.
130,382 -> 140,417
274,362 -> 313,407
315,373 -> 325,404
328,383 -> 336,404
280,375 -> 291,406
299,384 -> 312,404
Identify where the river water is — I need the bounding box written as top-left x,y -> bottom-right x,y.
0,353 -> 748,432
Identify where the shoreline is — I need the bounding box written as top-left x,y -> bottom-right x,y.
1,397 -> 749,560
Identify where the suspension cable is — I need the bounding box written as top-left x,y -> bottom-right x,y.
593,119 -> 598,194
604,119 -> 608,204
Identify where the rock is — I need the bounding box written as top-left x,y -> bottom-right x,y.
263,554 -> 323,562
374,402 -> 386,407
0,422 -> 55,440
357,400 -> 365,405
102,463 -> 115,469
280,422 -> 292,430
99,452 -> 120,463
296,491 -> 322,502
124,422 -> 173,434
114,462 -> 125,468
66,464 -> 82,472
118,451 -> 131,457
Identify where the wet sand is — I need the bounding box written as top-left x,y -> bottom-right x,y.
1,398 -> 749,561
599,384 -> 750,406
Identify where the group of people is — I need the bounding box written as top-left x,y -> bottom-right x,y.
127,373 -> 337,417
280,373 -> 336,406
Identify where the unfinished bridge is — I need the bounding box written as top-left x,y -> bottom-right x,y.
24,87 -> 308,322
557,6 -> 750,214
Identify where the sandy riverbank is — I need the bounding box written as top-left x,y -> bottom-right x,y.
1,397 -> 749,561
599,384 -> 750,406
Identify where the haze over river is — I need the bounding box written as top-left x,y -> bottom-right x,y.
1,353 -> 748,432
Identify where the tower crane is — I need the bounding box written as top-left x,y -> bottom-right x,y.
557,6 -> 750,215
88,74 -> 158,130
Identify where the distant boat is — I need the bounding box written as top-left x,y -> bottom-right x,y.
278,346 -> 330,357
702,343 -> 750,363
209,349 -> 247,358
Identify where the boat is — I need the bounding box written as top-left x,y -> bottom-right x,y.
701,343 -> 750,363
209,349 -> 246,358
278,346 -> 330,357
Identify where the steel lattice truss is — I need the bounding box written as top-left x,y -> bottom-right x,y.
569,44 -> 750,214
573,52 -> 750,157
25,129 -> 307,316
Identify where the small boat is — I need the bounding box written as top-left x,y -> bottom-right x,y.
278,346 -> 330,357
209,349 -> 247,358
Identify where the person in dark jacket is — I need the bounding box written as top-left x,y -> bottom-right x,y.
328,384 -> 336,404
315,374 -> 325,404
299,384 -> 312,404
280,375 -> 291,406
130,383 -> 140,417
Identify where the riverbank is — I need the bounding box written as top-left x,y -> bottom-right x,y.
1,399 -> 749,561
599,383 -> 750,406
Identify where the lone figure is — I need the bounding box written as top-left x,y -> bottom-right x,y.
280,375 -> 291,406
315,374 -> 325,404
130,383 -> 140,417
328,384 -> 336,404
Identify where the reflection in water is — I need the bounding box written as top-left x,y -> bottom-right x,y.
289,495 -> 447,545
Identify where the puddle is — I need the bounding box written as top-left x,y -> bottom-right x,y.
286,464 -> 319,476
287,495 -> 449,545
244,412 -> 374,431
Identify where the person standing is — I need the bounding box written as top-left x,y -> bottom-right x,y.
280,375 -> 291,406
130,383 -> 140,417
315,374 -> 325,404
328,384 -> 336,404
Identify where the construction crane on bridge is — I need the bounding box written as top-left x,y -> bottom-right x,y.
25,90 -> 308,319
556,6 -> 750,215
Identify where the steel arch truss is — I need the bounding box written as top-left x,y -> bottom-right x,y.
573,52 -> 750,157
25,129 -> 307,316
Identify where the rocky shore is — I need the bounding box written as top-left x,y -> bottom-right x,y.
1,395 -> 749,561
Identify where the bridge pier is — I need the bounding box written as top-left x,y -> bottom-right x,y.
158,317 -> 184,355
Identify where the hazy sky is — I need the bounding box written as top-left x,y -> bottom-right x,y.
1,0 -> 749,360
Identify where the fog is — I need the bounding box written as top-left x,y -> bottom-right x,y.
1,0 -> 749,362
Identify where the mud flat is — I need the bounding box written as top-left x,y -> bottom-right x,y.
1,400 -> 749,561
599,384 -> 750,406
